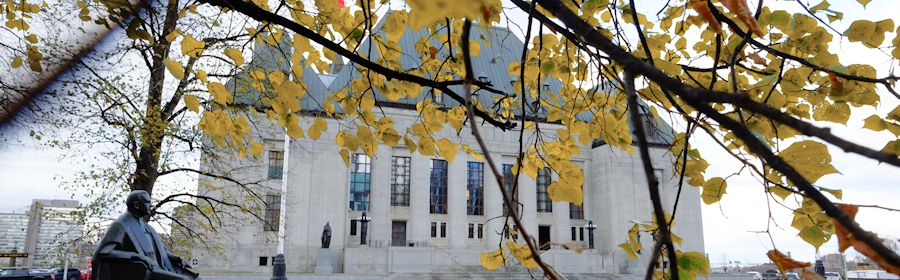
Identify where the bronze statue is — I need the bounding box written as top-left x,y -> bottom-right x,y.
92,190 -> 199,280
321,222 -> 332,248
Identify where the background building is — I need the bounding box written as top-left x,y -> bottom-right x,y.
186,19 -> 705,277
21,199 -> 83,268
0,212 -> 28,267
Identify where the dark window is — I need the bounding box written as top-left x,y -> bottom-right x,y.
571,227 -> 577,241
477,224 -> 484,239
350,154 -> 372,211
268,150 -> 284,179
536,167 -> 552,213
468,223 -> 475,238
263,194 -> 280,232
579,227 -> 585,241
391,157 -> 411,206
440,222 -> 447,238
502,164 -> 517,215
570,203 -> 584,220
271,256 -> 276,265
258,256 -> 268,266
467,162 -> 484,215
431,222 -> 437,238
569,185 -> 584,220
350,220 -> 357,236
430,159 -> 448,214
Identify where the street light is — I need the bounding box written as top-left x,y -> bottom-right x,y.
358,212 -> 371,245
585,220 -> 597,249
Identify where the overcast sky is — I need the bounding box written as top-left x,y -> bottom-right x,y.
1,0 -> 898,266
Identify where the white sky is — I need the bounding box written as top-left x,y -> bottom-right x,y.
1,0 -> 899,266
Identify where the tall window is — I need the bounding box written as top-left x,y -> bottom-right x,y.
430,159 -> 448,214
263,193 -> 281,231
350,154 -> 372,211
267,151 -> 284,179
502,164 -> 517,214
569,202 -> 584,220
391,157 -> 411,206
467,162 -> 484,215
536,167 -> 552,213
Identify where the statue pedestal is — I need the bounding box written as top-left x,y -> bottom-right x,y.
314,248 -> 333,274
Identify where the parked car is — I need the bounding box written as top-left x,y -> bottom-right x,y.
786,272 -> 801,280
0,268 -> 49,280
47,268 -> 79,280
825,272 -> 843,280
763,270 -> 782,280
748,271 -> 763,280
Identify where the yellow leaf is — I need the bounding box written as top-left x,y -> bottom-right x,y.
480,249 -> 505,271
308,117 -> 327,140
286,114 -> 304,139
505,241 -> 538,269
617,242 -> 639,260
856,0 -> 871,7
224,48 -> 244,66
180,35 -> 205,58
339,148 -> 350,166
404,136 -> 418,153
11,57 -> 23,68
165,59 -> 185,80
250,142 -> 264,156
701,177 -> 727,204
436,138 -> 458,163
25,34 -> 38,44
207,82 -> 233,105
197,69 -> 208,84
547,181 -> 583,205
677,251 -> 711,279
863,115 -> 887,131
779,140 -> 839,184
381,127 -> 400,147
882,140 -> 900,156
418,137 -> 436,156
183,95 -> 200,112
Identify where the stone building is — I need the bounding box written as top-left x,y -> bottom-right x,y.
188,19 -> 704,276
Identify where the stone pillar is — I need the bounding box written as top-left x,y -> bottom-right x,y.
483,155 -> 503,248
553,166 -> 571,243
519,172 -> 538,241
409,153 -> 430,243
448,158 -> 467,249
371,146 -> 392,245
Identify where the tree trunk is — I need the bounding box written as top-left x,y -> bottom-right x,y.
131,0 -> 180,195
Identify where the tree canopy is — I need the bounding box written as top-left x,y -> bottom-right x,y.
2,0 -> 899,278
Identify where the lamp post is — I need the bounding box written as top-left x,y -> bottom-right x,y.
585,220 -> 597,249
358,212 -> 371,245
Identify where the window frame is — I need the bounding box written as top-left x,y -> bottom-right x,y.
391,156 -> 412,206
466,161 -> 484,215
536,167 -> 552,213
429,159 -> 449,214
267,150 -> 284,180
349,153 -> 372,211
263,193 -> 281,232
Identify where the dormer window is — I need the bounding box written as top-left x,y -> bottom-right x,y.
478,76 -> 489,83
542,84 -> 550,93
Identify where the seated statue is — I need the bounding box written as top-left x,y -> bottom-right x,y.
92,190 -> 200,280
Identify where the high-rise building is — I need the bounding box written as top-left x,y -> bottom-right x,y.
0,212 -> 28,266
22,199 -> 83,268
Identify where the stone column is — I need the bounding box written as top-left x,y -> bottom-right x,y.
409,153 -> 430,243
483,155 -> 503,248
448,158 -> 467,249
519,172 -> 538,240
552,166 -> 571,243
371,145 -> 392,245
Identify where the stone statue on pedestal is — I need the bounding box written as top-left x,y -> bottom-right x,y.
92,190 -> 200,280
321,222 -> 332,248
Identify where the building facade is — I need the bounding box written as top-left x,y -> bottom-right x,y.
188,20 -> 704,276
0,213 -> 28,266
22,199 -> 82,268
